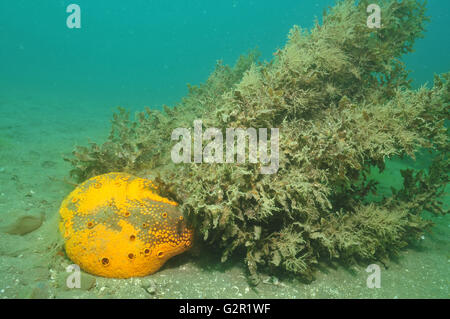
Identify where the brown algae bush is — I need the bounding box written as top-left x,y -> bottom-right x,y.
65,0 -> 449,283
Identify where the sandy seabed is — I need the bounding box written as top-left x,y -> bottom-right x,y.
0,90 -> 448,299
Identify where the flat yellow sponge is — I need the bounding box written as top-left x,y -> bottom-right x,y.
59,172 -> 193,278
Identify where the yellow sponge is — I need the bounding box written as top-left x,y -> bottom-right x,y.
59,172 -> 193,278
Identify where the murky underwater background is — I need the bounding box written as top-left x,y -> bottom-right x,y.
0,0 -> 448,298
1,0 -> 449,108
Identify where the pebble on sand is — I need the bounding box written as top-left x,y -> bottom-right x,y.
3,214 -> 44,235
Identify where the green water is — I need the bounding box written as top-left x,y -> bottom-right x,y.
0,1 -> 448,299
